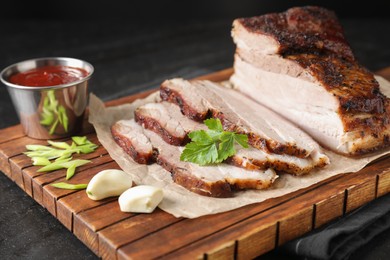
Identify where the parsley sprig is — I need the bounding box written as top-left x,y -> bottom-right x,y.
180,118 -> 248,165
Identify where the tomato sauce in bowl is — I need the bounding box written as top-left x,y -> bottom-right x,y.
9,65 -> 89,87
0,57 -> 93,139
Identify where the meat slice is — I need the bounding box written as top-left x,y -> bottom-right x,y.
134,102 -> 207,146
231,147 -> 325,175
135,100 -> 327,175
231,6 -> 354,60
111,119 -> 278,198
111,119 -> 154,164
231,6 -> 390,155
160,78 -> 329,168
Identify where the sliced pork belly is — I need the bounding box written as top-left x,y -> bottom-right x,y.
231,6 -> 354,60
231,147 -> 324,175
111,119 -> 277,197
111,119 -> 155,164
231,6 -> 390,155
134,102 -> 207,146
135,100 -> 326,175
160,78 -> 329,169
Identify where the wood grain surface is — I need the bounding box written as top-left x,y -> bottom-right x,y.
1,68 -> 390,259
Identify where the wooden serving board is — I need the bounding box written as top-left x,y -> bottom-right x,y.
1,67 -> 390,259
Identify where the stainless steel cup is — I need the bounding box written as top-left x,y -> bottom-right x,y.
0,57 -> 94,139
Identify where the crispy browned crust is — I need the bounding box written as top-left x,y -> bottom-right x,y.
161,84 -> 310,158
289,54 -> 390,153
237,6 -> 390,155
237,6 -> 353,60
228,154 -> 329,176
156,155 -> 233,198
160,85 -> 210,122
134,108 -> 189,146
111,124 -> 155,164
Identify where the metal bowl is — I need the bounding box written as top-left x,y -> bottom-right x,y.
0,57 -> 94,139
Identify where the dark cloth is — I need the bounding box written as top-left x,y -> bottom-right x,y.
282,193 -> 390,260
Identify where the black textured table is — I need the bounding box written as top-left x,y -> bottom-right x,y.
1,18 -> 390,260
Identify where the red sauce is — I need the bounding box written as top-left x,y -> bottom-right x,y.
9,65 -> 88,87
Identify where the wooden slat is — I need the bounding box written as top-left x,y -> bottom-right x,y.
0,125 -> 24,144
314,191 -> 344,228
73,201 -> 135,255
207,241 -> 236,260
345,178 -> 376,213
236,223 -> 276,260
0,137 -> 46,177
98,210 -> 182,260
378,170 -> 390,197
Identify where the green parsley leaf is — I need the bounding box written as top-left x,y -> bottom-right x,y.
180,118 -> 249,165
188,130 -> 211,143
180,141 -> 218,165
234,134 -> 249,148
204,118 -> 223,132
217,132 -> 236,162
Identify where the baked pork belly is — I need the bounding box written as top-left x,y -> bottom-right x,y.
160,78 -> 329,169
230,6 -> 390,155
111,119 -> 154,164
136,100 -> 325,175
134,102 -> 207,146
111,119 -> 277,197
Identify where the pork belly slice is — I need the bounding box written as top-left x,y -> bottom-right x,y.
111,119 -> 278,198
134,102 -> 207,146
160,78 -> 329,165
136,100 -> 326,175
231,147 -> 326,175
111,119 -> 155,164
231,6 -> 390,155
231,6 -> 354,60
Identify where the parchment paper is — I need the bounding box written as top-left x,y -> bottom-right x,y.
89,92 -> 390,218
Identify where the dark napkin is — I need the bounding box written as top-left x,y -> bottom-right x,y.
280,193 -> 390,260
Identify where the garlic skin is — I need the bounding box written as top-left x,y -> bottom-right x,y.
86,169 -> 133,200
118,185 -> 163,213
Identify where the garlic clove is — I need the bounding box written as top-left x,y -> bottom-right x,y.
86,169 -> 133,200
118,185 -> 163,213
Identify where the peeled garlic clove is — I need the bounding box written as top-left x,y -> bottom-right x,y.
118,185 -> 163,213
86,169 -> 133,200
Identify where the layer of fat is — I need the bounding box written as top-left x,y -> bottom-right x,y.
236,47 -> 315,82
231,57 -> 349,153
232,20 -> 280,55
